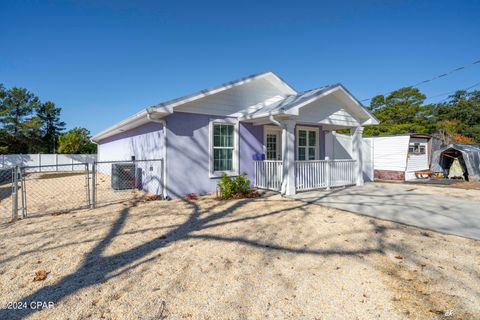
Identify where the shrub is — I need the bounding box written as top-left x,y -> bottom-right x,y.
217,172 -> 252,200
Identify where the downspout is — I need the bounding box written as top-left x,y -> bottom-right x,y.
147,111 -> 169,200
269,115 -> 287,195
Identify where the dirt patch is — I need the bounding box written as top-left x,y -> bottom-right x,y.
0,195 -> 478,319
411,184 -> 480,201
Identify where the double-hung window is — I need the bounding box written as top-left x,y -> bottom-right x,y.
297,127 -> 318,160
209,119 -> 238,176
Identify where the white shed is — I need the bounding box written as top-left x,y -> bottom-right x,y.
363,134 -> 432,181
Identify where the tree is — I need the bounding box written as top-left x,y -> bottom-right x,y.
431,90 -> 480,143
0,86 -> 42,153
364,87 -> 432,136
37,101 -> 66,153
58,127 -> 96,154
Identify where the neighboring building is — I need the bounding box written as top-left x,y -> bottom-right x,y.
364,133 -> 432,181
92,71 -> 379,198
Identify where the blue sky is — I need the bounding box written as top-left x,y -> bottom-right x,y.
1,0 -> 479,134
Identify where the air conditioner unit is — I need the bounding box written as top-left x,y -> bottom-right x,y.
111,163 -> 136,190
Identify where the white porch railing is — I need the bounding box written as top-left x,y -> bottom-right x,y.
328,159 -> 357,188
254,159 -> 356,192
295,159 -> 356,191
254,160 -> 283,191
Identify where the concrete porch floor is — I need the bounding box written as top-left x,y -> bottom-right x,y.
290,182 -> 480,240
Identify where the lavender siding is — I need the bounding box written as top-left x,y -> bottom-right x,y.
96,112 -> 326,198
97,122 -> 163,161
164,112 -> 263,198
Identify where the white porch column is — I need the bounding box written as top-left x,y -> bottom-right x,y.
283,120 -> 296,195
351,126 -> 364,186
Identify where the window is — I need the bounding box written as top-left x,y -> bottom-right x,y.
209,120 -> 238,176
297,127 -> 318,160
408,143 -> 426,155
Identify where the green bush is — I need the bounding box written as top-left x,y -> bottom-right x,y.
217,172 -> 251,200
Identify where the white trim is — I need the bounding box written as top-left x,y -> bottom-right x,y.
93,71 -> 296,142
263,125 -> 282,160
296,126 -> 320,160
208,118 -> 239,178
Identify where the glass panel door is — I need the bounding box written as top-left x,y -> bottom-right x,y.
265,130 -> 281,160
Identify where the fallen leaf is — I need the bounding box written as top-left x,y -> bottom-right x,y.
33,270 -> 49,282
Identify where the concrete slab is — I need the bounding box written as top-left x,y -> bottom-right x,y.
291,182 -> 480,240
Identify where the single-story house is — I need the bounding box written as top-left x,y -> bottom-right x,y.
364,133 -> 433,181
92,71 -> 379,198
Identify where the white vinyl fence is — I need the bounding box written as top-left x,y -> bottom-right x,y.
295,159 -> 356,191
0,154 -> 97,171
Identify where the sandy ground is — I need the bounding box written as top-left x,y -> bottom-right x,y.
0,194 -> 478,320
410,184 -> 480,201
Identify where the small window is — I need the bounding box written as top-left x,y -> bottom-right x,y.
297,127 -> 318,160
409,143 -> 426,155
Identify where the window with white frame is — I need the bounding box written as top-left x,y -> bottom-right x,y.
209,120 -> 238,176
297,127 -> 318,160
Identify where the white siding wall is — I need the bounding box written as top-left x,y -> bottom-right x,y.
405,137 -> 429,180
175,77 -> 288,116
365,136 -> 410,172
325,132 -> 374,181
297,95 -> 360,127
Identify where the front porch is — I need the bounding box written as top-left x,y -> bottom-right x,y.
239,85 -> 378,195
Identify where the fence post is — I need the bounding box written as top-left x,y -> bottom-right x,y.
55,154 -> 58,171
38,154 -> 41,172
85,163 -> 91,207
91,162 -> 96,208
11,166 -> 18,221
325,156 -> 331,190
20,169 -> 26,218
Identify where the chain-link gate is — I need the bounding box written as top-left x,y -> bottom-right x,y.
0,167 -> 15,223
16,163 -> 91,217
92,159 -> 163,207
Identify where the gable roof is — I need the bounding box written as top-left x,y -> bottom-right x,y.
92,71 -> 296,142
92,72 -> 379,142
239,84 -> 379,125
149,70 -> 297,114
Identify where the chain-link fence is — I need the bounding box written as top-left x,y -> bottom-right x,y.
18,163 -> 91,217
3,159 -> 163,221
0,167 -> 15,223
93,159 -> 163,207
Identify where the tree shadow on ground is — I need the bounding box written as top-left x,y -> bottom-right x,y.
1,192 -> 477,319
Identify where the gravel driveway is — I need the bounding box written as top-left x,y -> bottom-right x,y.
292,182 -> 480,240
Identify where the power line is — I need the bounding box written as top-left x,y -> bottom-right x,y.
428,81 -> 480,103
361,58 -> 480,102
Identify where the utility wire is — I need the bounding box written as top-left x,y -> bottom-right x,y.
361,58 -> 480,102
428,81 -> 480,103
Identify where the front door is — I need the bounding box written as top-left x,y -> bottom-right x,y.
265,130 -> 282,160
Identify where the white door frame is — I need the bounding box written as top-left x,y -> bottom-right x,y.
264,125 -> 282,160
